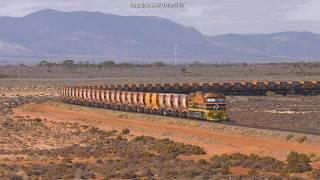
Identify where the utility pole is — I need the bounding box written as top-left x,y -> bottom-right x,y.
126,40 -> 129,63
174,42 -> 177,65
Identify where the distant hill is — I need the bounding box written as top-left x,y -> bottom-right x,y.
0,9 -> 320,64
207,31 -> 320,60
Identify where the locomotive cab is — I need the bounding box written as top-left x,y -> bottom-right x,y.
188,91 -> 227,121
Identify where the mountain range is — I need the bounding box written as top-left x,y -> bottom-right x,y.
0,9 -> 320,64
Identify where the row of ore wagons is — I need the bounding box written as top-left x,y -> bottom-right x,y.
62,88 -> 189,111
78,80 -> 320,93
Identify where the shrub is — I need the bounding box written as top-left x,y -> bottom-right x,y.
286,134 -> 294,141
132,136 -> 205,156
0,73 -> 9,78
132,135 -> 156,144
286,151 -> 312,173
100,130 -> 118,137
153,61 -> 165,67
210,153 -> 288,173
117,136 -> 124,140
312,169 -> 320,179
296,136 -> 307,143
62,157 -> 73,163
247,169 -> 258,176
34,118 -> 42,122
181,67 -> 187,73
198,159 -> 209,165
151,138 -> 206,157
99,60 -> 115,66
121,128 -> 130,135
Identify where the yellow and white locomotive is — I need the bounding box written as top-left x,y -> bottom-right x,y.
61,86 -> 227,121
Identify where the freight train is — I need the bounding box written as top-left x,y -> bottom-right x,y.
60,87 -> 227,121
79,80 -> 320,95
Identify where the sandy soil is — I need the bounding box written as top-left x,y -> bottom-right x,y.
14,102 -> 320,169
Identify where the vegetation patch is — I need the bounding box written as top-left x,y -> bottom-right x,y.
286,151 -> 312,173
132,135 -> 206,157
210,151 -> 313,174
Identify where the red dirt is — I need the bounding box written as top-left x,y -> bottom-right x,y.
14,102 -> 320,164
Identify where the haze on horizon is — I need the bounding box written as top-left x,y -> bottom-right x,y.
0,0 -> 320,36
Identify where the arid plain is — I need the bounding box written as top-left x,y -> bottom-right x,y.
1,63 -> 320,179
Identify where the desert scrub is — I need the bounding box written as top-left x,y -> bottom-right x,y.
286,134 -> 294,141
312,169 -> 320,179
132,136 -> 206,157
210,152 -> 313,174
151,138 -> 206,157
296,136 -> 307,143
286,151 -> 312,173
89,127 -> 117,137
121,128 -> 130,135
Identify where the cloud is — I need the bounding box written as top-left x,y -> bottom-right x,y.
0,0 -> 319,35
285,0 -> 320,21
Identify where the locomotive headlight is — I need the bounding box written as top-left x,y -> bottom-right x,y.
212,104 -> 219,110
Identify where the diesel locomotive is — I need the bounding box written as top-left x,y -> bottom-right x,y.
61,87 -> 227,121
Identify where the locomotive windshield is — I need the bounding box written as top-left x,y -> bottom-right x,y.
206,97 -> 225,103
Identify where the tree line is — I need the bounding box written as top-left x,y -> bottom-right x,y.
37,60 -> 167,67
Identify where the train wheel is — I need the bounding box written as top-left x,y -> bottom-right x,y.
181,112 -> 187,118
200,112 -> 205,120
162,110 -> 167,116
186,112 -> 191,118
172,111 -> 178,117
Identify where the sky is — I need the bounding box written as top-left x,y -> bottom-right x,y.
0,0 -> 319,35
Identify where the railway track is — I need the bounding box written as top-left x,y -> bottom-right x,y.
63,98 -> 320,136
61,80 -> 320,135
220,121 -> 320,136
